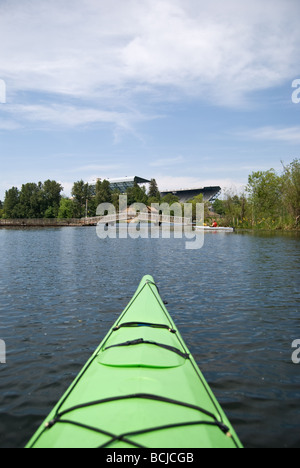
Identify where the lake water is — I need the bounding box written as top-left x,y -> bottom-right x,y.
0,227 -> 299,448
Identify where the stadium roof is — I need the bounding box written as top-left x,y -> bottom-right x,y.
106,176 -> 150,193
160,186 -> 221,203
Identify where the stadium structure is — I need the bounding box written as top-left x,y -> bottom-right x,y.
101,176 -> 151,192
100,176 -> 221,203
160,186 -> 221,203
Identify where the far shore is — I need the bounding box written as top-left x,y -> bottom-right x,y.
0,218 -> 95,227
0,217 -> 299,233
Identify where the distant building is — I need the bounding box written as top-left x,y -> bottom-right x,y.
101,176 -> 151,193
98,176 -> 220,203
160,186 -> 221,203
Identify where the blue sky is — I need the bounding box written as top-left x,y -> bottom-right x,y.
0,0 -> 299,200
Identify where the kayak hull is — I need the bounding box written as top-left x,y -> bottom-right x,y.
26,276 -> 242,448
195,226 -> 234,232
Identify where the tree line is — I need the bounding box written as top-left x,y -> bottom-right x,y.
212,159 -> 300,230
0,178 -> 166,219
0,180 -> 63,219
1,160 -> 299,229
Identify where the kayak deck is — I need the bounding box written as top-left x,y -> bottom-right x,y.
26,275 -> 242,448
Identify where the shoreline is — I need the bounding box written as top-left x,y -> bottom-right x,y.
0,218 -> 299,233
234,227 -> 300,233
0,218 -> 98,228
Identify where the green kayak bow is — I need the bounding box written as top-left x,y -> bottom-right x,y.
26,275 -> 243,448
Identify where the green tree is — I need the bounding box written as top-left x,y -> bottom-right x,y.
246,170 -> 282,226
72,180 -> 93,218
212,198 -> 226,216
161,193 -> 180,205
111,189 -> 121,211
148,179 -> 161,202
186,194 -> 209,222
281,159 -> 300,226
3,180 -> 63,219
156,194 -> 182,218
3,187 -> 20,218
127,182 -> 148,205
222,192 -> 251,227
95,179 -> 112,206
58,198 -> 75,219
42,180 -> 63,218
211,190 -> 252,228
18,182 -> 45,218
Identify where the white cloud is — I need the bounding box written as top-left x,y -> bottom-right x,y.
74,164 -> 124,173
1,102 -> 158,145
0,0 -> 299,113
156,175 -> 245,192
0,118 -> 21,130
6,103 -> 133,128
150,156 -> 185,168
156,175 -> 202,191
237,126 -> 300,144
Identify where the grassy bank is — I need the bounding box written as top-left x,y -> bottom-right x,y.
212,159 -> 300,232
